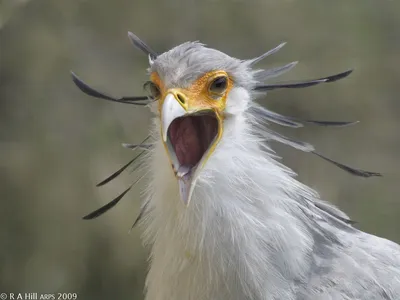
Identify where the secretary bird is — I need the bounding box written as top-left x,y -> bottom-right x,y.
71,32 -> 400,300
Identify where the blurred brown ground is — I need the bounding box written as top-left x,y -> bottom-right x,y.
1,0 -> 399,299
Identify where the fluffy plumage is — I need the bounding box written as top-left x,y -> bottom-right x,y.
72,34 -> 400,300
143,41 -> 400,300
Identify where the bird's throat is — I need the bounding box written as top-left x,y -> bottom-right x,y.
168,114 -> 218,168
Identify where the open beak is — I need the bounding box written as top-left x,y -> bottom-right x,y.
161,93 -> 221,206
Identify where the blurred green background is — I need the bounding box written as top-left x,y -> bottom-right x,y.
1,0 -> 399,299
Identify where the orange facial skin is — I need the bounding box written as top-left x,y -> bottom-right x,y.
150,70 -> 233,114
152,70 -> 233,172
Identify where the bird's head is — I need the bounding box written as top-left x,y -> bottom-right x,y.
71,32 -> 381,220
145,42 -> 256,205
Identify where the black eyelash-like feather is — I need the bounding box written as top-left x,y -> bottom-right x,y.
129,200 -> 150,231
254,70 -> 353,91
250,106 -> 358,128
71,71 -> 150,105
95,136 -> 150,187
301,120 -> 359,127
257,124 -> 381,178
83,174 -> 146,220
96,150 -> 146,187
312,151 -> 382,178
82,185 -> 133,220
122,143 -> 153,150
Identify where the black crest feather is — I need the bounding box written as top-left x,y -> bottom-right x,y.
255,69 -> 353,91
71,71 -> 150,105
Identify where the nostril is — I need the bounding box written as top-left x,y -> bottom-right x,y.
176,93 -> 186,104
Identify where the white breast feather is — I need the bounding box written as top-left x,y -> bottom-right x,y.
141,88 -> 319,300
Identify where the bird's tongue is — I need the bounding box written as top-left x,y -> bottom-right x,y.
169,116 -> 203,167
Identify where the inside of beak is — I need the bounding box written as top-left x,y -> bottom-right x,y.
161,94 -> 219,205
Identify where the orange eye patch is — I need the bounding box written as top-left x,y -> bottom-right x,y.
150,70 -> 233,114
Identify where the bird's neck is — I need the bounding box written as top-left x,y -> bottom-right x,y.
142,124 -> 318,300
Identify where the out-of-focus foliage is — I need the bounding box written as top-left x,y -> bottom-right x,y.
1,0 -> 399,299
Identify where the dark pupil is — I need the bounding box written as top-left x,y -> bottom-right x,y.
212,77 -> 227,92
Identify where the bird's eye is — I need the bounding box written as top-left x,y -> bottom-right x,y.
209,76 -> 228,96
144,81 -> 161,100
